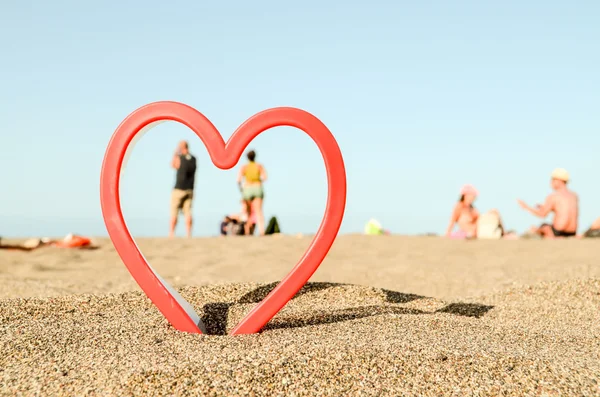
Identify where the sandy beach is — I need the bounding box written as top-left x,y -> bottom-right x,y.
1,235 -> 599,395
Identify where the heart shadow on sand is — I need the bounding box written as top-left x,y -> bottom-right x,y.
200,282 -> 494,335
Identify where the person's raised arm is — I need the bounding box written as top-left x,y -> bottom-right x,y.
445,203 -> 460,236
517,195 -> 554,218
171,149 -> 181,169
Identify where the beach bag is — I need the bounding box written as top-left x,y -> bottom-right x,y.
265,217 -> 280,235
476,211 -> 503,239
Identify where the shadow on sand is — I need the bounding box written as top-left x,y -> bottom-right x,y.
200,282 -> 494,335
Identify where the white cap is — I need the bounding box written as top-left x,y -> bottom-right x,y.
551,168 -> 569,182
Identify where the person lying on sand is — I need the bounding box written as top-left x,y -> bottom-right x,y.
517,168 -> 578,238
0,234 -> 96,251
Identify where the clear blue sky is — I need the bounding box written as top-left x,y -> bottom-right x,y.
1,1 -> 599,237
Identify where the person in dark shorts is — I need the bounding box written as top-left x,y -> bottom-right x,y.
517,168 -> 579,238
169,140 -> 197,237
538,223 -> 577,238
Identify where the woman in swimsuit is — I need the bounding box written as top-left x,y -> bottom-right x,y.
237,150 -> 267,235
445,184 -> 480,238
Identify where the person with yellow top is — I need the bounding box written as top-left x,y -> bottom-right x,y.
237,150 -> 268,235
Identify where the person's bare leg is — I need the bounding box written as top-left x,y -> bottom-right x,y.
185,215 -> 192,237
243,200 -> 252,235
539,224 -> 555,239
181,196 -> 194,238
169,193 -> 179,238
169,215 -> 177,238
253,198 -> 265,235
528,225 -> 538,234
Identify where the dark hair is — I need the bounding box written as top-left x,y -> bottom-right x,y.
247,150 -> 256,162
459,195 -> 474,208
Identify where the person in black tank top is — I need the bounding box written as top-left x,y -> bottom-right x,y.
169,141 -> 197,237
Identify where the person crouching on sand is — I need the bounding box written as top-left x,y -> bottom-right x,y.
517,168 -> 579,238
220,200 -> 257,236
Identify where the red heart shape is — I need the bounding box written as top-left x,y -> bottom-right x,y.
100,102 -> 346,335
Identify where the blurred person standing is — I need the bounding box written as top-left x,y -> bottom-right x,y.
169,140 -> 197,237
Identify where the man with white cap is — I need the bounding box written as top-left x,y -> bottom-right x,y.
517,168 -> 578,238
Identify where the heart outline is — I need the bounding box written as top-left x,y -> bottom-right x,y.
100,101 -> 346,335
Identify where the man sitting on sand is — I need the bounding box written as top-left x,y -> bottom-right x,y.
517,168 -> 578,238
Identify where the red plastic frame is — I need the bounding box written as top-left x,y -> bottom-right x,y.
100,101 -> 347,335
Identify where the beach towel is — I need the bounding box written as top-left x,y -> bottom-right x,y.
449,230 -> 470,239
476,212 -> 503,240
53,234 -> 92,248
